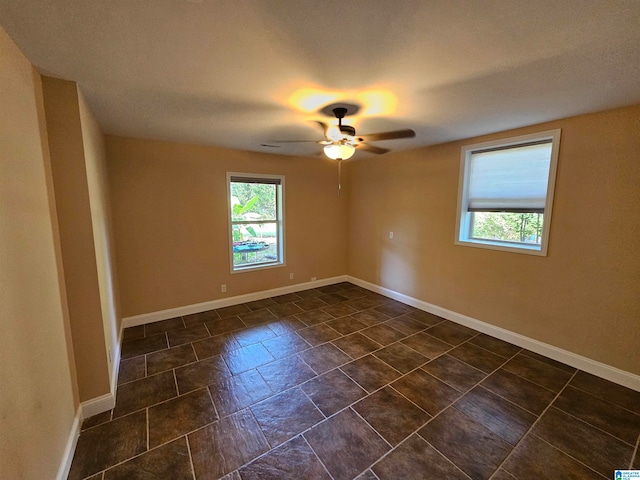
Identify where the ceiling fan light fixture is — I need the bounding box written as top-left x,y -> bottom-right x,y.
324,143 -> 355,160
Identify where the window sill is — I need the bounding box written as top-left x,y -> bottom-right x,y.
230,261 -> 285,274
455,238 -> 547,256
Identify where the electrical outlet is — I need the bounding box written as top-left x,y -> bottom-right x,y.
221,284 -> 227,293
289,273 -> 294,280
389,231 -> 394,239
311,276 -> 317,282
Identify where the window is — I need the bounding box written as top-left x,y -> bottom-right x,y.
227,173 -> 285,272
455,129 -> 560,255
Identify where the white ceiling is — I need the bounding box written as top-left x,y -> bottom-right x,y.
2,0 -> 640,158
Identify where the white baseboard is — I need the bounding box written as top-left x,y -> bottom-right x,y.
81,392 -> 115,420
347,276 -> 640,392
119,273 -> 638,392
78,324 -> 122,422
60,330 -> 120,479
56,406 -> 82,480
122,275 -> 348,328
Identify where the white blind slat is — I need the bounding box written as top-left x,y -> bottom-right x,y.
468,142 -> 552,211
230,176 -> 281,185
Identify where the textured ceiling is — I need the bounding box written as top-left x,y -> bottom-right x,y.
2,0 -> 640,158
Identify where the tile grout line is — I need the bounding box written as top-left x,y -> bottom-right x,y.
350,406 -> 394,450
468,337 -> 523,362
490,369 -> 578,477
301,434 -> 336,480
568,383 -> 640,417
204,381 -> 220,422
548,399 -> 638,447
187,342 -> 198,364
151,423 -> 222,454
363,419 -> 473,480
82,419 -> 173,476
296,352 -> 323,379
98,434 -> 197,477
367,469 -> 382,480
530,433 -> 609,479
490,369 -> 607,480
418,436 -> 474,480
462,352 -> 572,414
244,376 -> 395,472
333,349 -> 441,414
184,434 -> 197,480
298,386 -> 328,421
446,350 -> 555,417
213,407 -> 305,478
337,351 -> 449,418
387,384 -> 433,418
488,469 -> 517,480
418,340 -> 514,407
630,432 -> 640,469
145,407 -> 149,452
417,350 -> 555,479
172,368 -> 180,399
246,402 -> 274,449
371,349 -> 517,473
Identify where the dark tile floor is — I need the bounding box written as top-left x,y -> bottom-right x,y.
68,282 -> 640,480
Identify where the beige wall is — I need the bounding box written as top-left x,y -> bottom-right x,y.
347,104 -> 640,375
41,76 -> 111,401
78,90 -> 122,387
107,106 -> 639,377
0,26 -> 77,479
107,136 -> 349,317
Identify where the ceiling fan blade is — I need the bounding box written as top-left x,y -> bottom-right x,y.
268,140 -> 320,143
357,129 -> 416,142
314,120 -> 344,142
356,143 -> 390,155
314,120 -> 329,132
314,121 -> 331,139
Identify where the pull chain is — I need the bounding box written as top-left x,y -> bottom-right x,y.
337,157 -> 342,197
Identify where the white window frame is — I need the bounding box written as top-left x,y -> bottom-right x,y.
455,129 -> 561,256
227,172 -> 285,273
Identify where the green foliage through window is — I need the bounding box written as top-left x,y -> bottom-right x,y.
230,183 -> 276,221
471,212 -> 543,244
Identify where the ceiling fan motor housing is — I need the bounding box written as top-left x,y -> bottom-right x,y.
333,107 -> 348,119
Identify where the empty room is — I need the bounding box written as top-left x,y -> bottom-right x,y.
1,1 -> 639,479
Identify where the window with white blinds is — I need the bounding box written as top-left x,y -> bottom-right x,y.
455,130 -> 561,255
227,172 -> 285,272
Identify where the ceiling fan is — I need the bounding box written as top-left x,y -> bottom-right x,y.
315,105 -> 416,160
272,104 -> 416,195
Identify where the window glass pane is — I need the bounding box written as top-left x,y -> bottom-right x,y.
232,222 -> 279,268
230,182 -> 276,221
471,212 -> 544,245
